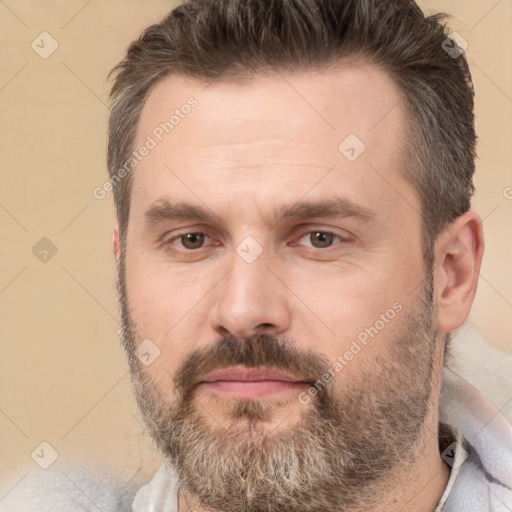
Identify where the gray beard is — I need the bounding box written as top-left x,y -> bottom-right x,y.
118,262 -> 438,512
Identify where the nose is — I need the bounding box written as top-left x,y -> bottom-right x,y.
208,250 -> 292,339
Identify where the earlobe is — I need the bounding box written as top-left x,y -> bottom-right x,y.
434,211 -> 484,333
112,226 -> 120,262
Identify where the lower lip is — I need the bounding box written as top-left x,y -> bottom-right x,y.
201,380 -> 309,399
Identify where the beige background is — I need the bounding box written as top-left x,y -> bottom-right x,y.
0,0 -> 511,500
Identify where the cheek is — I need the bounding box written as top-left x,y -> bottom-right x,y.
124,254 -> 211,378
289,263 -> 413,371
291,262 -> 403,325
124,245 -> 188,324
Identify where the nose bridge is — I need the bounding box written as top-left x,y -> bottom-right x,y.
209,244 -> 290,338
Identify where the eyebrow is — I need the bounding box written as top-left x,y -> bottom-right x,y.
144,197 -> 377,229
144,201 -> 225,227
277,197 -> 376,223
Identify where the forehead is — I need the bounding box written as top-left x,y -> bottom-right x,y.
137,63 -> 404,147
130,63 -> 418,229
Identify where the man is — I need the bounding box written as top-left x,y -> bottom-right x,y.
103,0 -> 512,511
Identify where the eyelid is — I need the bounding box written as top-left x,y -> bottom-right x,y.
294,223 -> 353,241
164,229 -> 217,248
157,222 -> 217,241
293,229 -> 351,249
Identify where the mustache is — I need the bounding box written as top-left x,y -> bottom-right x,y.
173,333 -> 331,395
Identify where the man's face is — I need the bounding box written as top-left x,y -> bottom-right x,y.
117,64 -> 442,511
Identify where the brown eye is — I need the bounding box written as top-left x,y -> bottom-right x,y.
308,231 -> 337,248
180,232 -> 205,249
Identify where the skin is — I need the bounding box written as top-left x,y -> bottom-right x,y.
112,63 -> 484,511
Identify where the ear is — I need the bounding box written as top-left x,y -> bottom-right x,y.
112,224 -> 121,262
434,210 -> 485,333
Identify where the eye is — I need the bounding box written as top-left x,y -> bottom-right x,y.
298,231 -> 346,249
171,232 -> 211,250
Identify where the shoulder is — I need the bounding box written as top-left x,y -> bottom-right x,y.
0,464 -> 134,512
446,320 -> 512,422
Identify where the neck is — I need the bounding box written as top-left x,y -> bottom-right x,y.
368,425 -> 451,512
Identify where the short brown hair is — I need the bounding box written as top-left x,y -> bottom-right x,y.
107,0 -> 476,265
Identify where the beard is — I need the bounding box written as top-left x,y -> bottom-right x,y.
117,254 -> 439,512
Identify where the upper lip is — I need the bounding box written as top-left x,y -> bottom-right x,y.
198,367 -> 309,384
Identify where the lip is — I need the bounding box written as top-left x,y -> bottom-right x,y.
197,367 -> 311,399
200,367 -> 307,383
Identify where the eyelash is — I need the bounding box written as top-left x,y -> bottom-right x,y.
163,229 -> 350,252
165,230 -> 218,251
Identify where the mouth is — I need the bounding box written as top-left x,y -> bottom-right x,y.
197,367 -> 312,399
